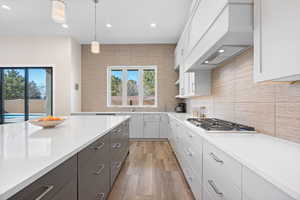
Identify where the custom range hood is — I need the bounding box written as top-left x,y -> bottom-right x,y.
185,0 -> 253,72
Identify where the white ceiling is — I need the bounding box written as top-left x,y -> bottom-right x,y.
0,0 -> 191,44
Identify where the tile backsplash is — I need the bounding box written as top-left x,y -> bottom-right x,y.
186,49 -> 300,143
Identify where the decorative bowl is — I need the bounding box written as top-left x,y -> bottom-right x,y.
29,118 -> 66,128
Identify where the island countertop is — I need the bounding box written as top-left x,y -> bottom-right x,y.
0,115 -> 130,200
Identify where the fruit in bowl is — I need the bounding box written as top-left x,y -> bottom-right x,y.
29,116 -> 66,128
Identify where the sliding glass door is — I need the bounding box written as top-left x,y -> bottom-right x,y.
0,67 -> 53,124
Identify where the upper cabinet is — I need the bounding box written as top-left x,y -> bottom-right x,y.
180,0 -> 253,72
254,0 -> 300,82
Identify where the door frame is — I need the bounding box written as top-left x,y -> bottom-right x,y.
0,67 -> 53,124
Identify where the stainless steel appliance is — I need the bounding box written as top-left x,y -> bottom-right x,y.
187,118 -> 255,132
175,103 -> 186,113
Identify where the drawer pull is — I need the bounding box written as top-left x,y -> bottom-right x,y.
94,164 -> 105,175
112,143 -> 122,149
208,180 -> 223,197
35,185 -> 54,200
209,152 -> 224,164
187,149 -> 194,157
114,162 -> 122,169
97,192 -> 105,200
91,142 -> 105,150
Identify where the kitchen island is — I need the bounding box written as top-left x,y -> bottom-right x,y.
0,115 -> 130,200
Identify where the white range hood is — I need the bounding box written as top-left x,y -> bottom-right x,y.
185,0 -> 253,72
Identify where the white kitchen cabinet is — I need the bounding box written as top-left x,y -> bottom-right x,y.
159,114 -> 169,139
128,114 -> 144,138
143,121 -> 160,139
188,0 -> 227,52
254,0 -> 300,82
242,167 -> 294,200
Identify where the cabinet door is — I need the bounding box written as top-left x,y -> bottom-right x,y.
143,121 -> 160,138
129,115 -> 143,138
254,0 -> 300,82
243,167 -> 293,200
159,115 -> 169,139
51,178 -> 77,200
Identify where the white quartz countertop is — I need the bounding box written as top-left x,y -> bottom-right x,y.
0,115 -> 130,200
168,113 -> 300,200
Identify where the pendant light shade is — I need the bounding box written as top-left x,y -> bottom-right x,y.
52,0 -> 66,24
91,0 -> 100,54
91,41 -> 100,54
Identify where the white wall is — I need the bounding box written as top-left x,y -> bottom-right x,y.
70,38 -> 82,112
0,36 -> 81,115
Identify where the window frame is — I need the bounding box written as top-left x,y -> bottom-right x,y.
107,66 -> 158,108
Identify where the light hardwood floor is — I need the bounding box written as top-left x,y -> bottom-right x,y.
107,141 -> 195,200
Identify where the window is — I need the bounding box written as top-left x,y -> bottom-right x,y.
0,67 -> 53,124
107,66 -> 157,107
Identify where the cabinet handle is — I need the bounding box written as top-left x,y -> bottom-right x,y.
116,129 -> 122,134
187,148 -> 193,157
209,152 -> 224,164
97,192 -> 105,200
112,143 -> 122,149
208,180 -> 223,197
94,164 -> 105,175
114,162 -> 122,169
91,142 -> 105,151
35,185 -> 54,200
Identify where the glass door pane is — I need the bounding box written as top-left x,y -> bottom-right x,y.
28,68 -> 52,119
127,70 -> 139,106
3,69 -> 25,123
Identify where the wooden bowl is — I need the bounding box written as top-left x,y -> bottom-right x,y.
29,118 -> 66,128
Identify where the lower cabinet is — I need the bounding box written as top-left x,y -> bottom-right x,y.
8,155 -> 78,200
143,121 -> 160,138
9,120 -> 130,200
159,114 -> 170,139
169,118 -> 203,200
52,178 -> 77,200
242,167 -> 293,200
78,133 -> 110,200
128,114 -> 144,138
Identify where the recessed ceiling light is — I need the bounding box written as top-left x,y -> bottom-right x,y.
218,49 -> 225,53
150,23 -> 157,28
62,24 -> 69,28
204,61 -> 209,64
106,24 -> 112,28
1,5 -> 11,10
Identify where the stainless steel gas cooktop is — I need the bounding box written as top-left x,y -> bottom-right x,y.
187,118 -> 255,132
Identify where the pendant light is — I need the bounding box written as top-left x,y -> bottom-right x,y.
91,0 -> 100,54
52,0 -> 66,24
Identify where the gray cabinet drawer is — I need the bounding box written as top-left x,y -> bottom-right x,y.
8,155 -> 77,200
78,134 -> 110,200
51,178 -> 77,200
78,133 -> 109,169
110,160 -> 123,186
78,162 -> 110,200
110,125 -> 123,143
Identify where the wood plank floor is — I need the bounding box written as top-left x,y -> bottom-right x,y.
108,141 -> 195,200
